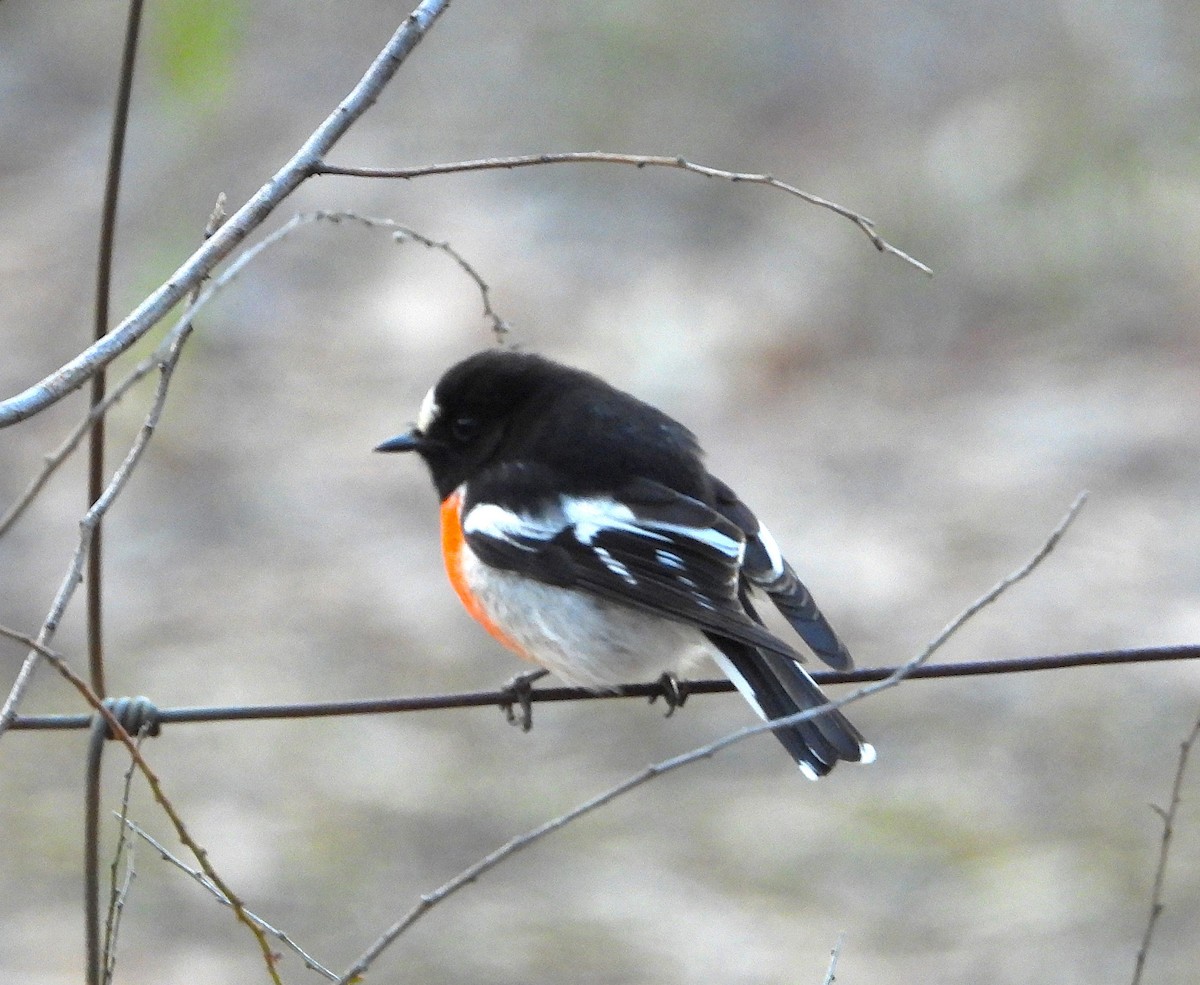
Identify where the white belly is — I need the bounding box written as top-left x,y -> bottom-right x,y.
461,546 -> 718,690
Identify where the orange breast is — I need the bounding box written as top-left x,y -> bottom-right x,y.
440,490 -> 530,659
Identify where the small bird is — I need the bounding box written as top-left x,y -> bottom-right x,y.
376,350 -> 874,778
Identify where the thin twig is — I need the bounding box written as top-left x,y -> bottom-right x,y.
139,209 -> 507,403
316,152 -> 932,276
0,364 -> 160,538
120,819 -> 338,982
1131,711 -> 1200,985
0,199 -> 252,732
88,0 -> 145,702
103,846 -> 136,985
0,0 -> 452,429
315,210 -> 511,340
822,933 -> 845,985
0,627 -> 286,984
337,493 -> 1087,983
102,730 -> 145,985
0,335 -> 188,737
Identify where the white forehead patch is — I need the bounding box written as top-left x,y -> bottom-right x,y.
416,385 -> 440,433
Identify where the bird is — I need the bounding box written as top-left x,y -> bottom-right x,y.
376,349 -> 874,778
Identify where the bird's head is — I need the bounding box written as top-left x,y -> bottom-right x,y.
375,349 -> 567,500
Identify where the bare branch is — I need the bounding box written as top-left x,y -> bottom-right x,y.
0,199 -> 262,736
336,493 -> 1086,983
102,729 -> 146,985
121,819 -> 338,982
316,152 -> 932,276
0,0 -> 451,429
822,934 -> 846,985
88,0 -> 147,704
0,364 -> 155,538
2,196 -> 236,742
1131,711 -> 1200,985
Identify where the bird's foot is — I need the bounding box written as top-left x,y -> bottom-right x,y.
498,668 -> 549,732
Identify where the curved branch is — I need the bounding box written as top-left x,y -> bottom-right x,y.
317,152 -> 932,275
0,0 -> 451,430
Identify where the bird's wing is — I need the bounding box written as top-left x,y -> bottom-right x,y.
461,474 -> 802,660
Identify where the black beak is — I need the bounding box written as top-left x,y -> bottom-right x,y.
374,429 -> 423,453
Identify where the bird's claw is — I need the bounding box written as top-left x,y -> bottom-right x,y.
498,668 -> 548,732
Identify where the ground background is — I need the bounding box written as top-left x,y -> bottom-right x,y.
1,2 -> 1198,983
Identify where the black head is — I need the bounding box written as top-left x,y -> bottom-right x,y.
378,349 -> 710,502
375,350 -> 587,500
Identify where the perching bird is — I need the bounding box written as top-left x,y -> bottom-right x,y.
376,349 -> 873,777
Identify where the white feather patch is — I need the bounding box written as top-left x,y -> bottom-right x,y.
560,497 -> 637,544
416,385 -> 440,434
462,502 -> 561,546
655,549 -> 686,571
755,522 -> 786,580
561,496 -> 744,560
594,546 -> 637,585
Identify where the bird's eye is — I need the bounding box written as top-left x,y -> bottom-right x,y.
450,416 -> 483,441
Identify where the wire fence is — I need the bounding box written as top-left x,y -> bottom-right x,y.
9,645 -> 1199,734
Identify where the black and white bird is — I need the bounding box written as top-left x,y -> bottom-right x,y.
377,349 -> 874,777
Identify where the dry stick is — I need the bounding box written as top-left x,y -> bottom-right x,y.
167,210 -> 508,348
316,152 -> 933,277
337,493 -> 1089,984
822,934 -> 845,985
0,626 -> 286,985
1131,711 -> 1200,985
102,732 -> 145,985
121,819 -> 339,982
89,0 -> 145,702
315,210 -> 512,340
0,0 -> 451,430
0,365 -> 158,537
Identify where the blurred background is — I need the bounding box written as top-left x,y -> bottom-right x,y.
2,1 -> 1199,982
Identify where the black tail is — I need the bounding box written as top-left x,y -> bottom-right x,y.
709,637 -> 874,778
